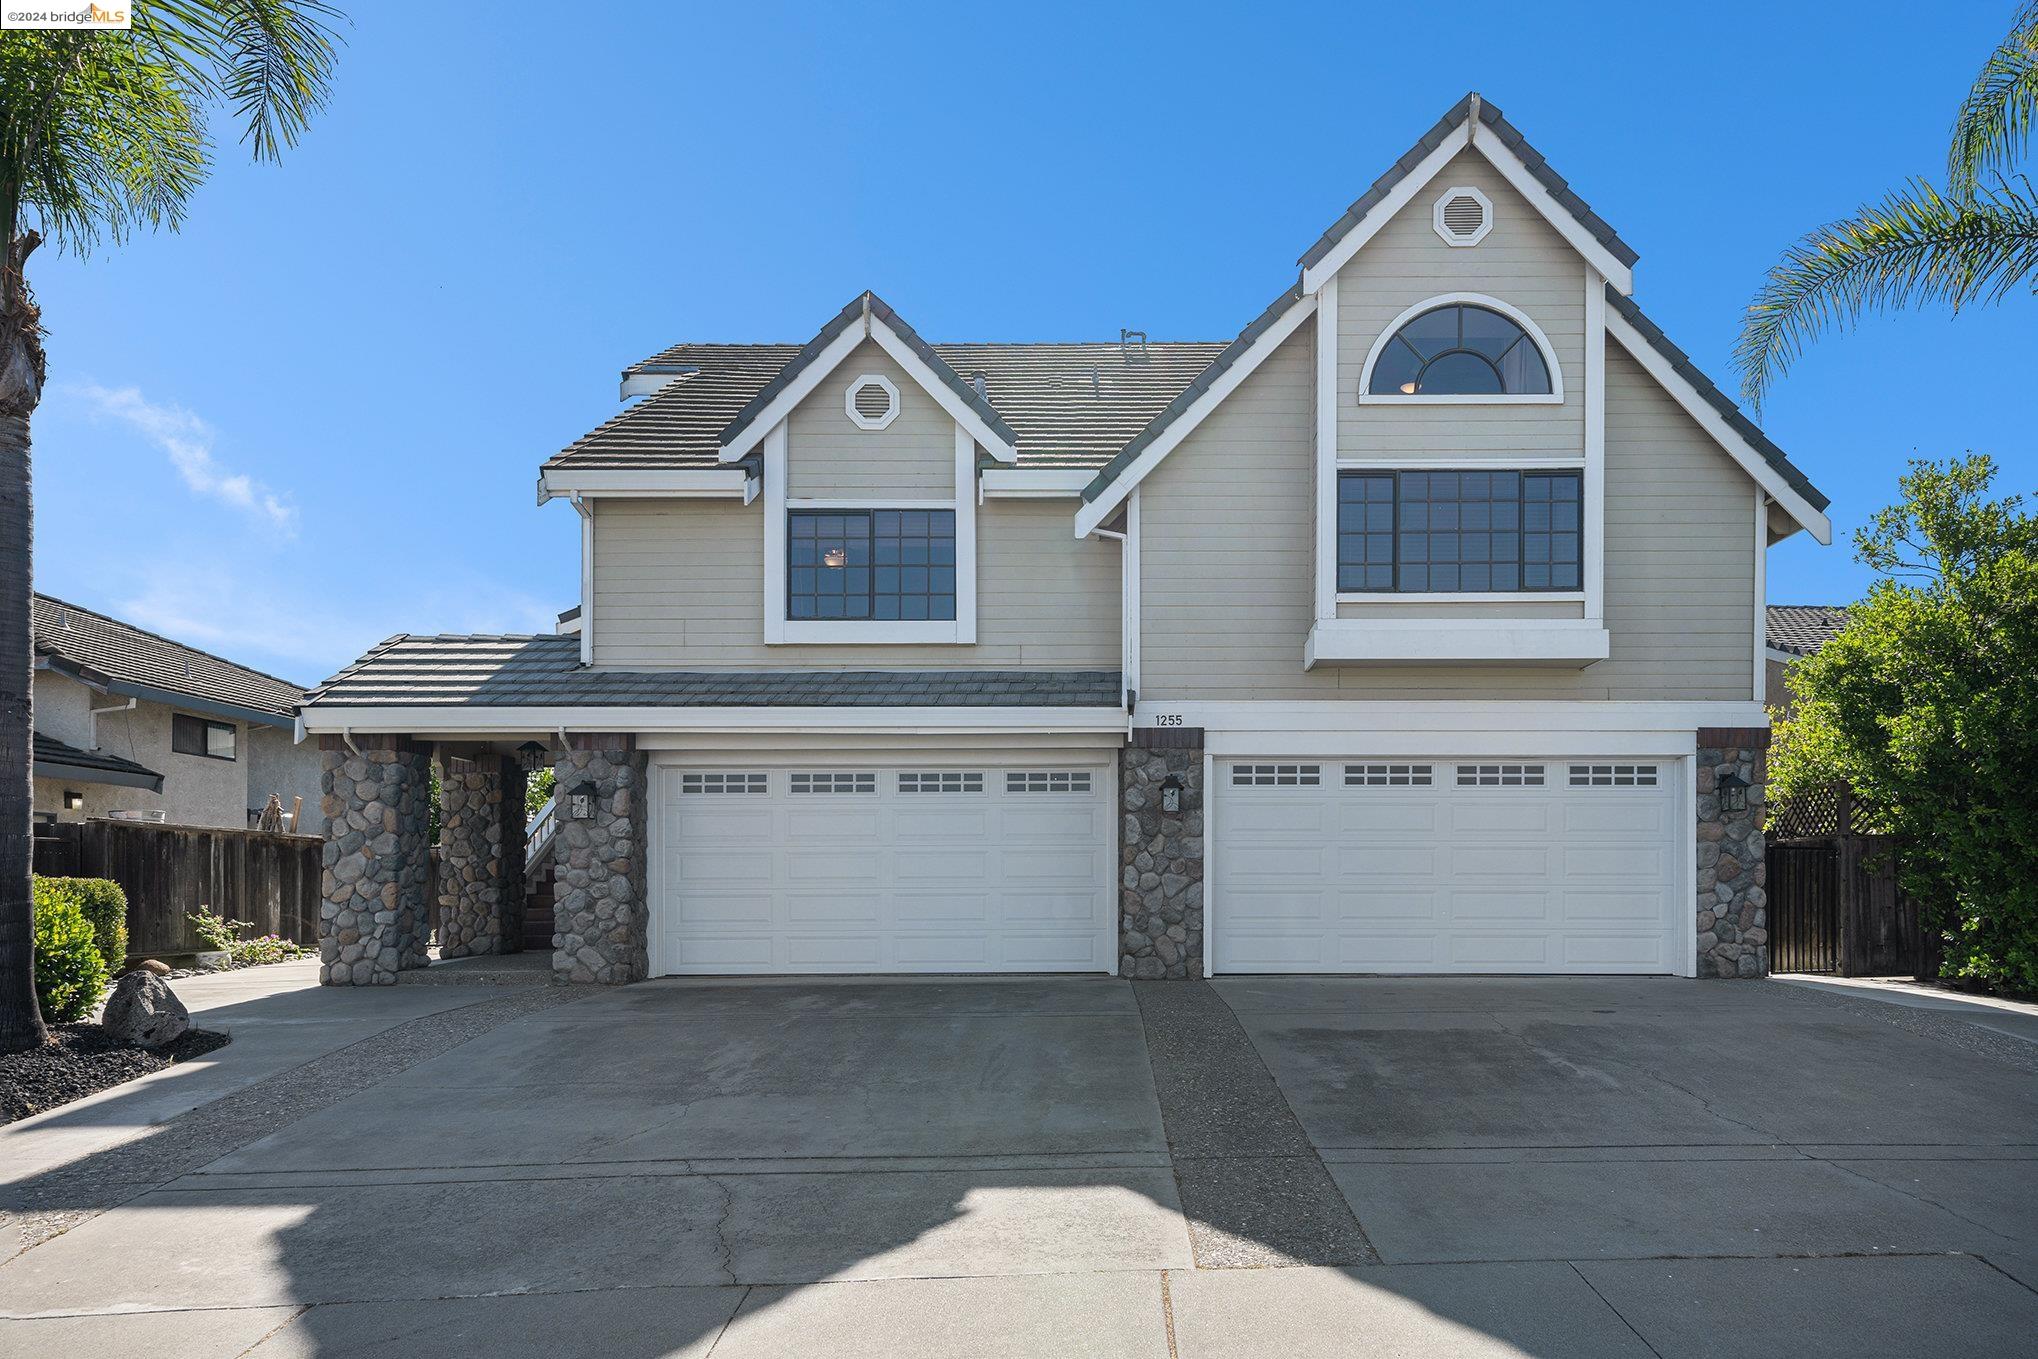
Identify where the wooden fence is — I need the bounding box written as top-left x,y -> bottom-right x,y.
34,818 -> 322,958
1765,784 -> 1937,978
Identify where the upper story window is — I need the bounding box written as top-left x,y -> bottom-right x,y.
1365,302 -> 1554,398
1337,469 -> 1581,593
788,509 -> 956,620
171,713 -> 237,761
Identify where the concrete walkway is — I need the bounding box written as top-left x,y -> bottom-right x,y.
0,972 -> 2033,1357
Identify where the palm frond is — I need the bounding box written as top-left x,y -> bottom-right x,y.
134,0 -> 343,162
1950,0 -> 2038,194
1734,180 -> 2038,411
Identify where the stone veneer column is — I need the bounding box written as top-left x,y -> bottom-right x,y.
436,751 -> 527,958
1696,728 -> 1770,977
317,735 -> 433,985
1119,736 -> 1205,979
551,736 -> 649,984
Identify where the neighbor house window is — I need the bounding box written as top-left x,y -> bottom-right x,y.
788,509 -> 956,620
1367,303 -> 1553,396
171,713 -> 237,761
1337,470 -> 1582,592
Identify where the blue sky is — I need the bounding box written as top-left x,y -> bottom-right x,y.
26,1 -> 2035,686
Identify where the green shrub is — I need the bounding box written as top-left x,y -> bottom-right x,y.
34,892 -> 110,1022
187,904 -> 247,954
33,876 -> 127,973
228,934 -> 312,967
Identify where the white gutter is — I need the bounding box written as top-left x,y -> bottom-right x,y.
297,705 -> 1131,736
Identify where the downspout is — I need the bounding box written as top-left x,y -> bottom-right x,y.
1090,525 -> 1133,722
88,696 -> 136,750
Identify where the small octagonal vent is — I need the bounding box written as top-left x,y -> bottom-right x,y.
844,373 -> 900,430
1432,186 -> 1493,247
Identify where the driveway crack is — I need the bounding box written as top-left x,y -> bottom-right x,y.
701,1173 -> 739,1286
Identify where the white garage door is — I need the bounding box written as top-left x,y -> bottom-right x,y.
1214,759 -> 1680,974
654,759 -> 1113,975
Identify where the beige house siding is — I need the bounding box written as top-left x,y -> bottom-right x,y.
1137,334 -> 1757,702
1335,149 -> 1585,465
785,339 -> 957,499
591,496 -> 1120,668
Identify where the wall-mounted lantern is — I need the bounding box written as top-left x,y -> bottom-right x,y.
568,781 -> 598,820
1717,770 -> 1749,814
1160,775 -> 1184,815
516,741 -> 550,774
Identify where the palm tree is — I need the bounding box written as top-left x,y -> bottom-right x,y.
1735,2 -> 2038,411
0,4 -> 339,1053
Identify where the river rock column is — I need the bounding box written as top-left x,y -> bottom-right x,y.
437,751 -> 527,958
551,736 -> 648,984
317,735 -> 432,985
1119,736 -> 1205,979
1697,727 -> 1769,978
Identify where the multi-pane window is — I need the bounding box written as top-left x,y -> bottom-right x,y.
899,771 -> 984,793
789,772 -> 877,795
171,713 -> 236,761
1455,764 -> 1546,787
788,509 -> 956,621
1345,763 -> 1434,786
1231,764 -> 1322,787
1367,303 -> 1553,396
1006,771 -> 1092,794
680,772 -> 767,795
1336,470 -> 1581,593
1568,764 -> 1659,787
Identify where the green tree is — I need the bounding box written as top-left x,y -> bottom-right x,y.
1770,455 -> 2038,989
1735,3 -> 2038,411
0,4 -> 340,1053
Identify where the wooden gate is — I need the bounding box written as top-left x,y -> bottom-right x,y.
1765,785 -> 1936,977
34,819 -> 322,958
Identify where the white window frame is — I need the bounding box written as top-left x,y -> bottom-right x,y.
1326,463 -> 1590,604
762,421 -> 978,645
843,373 -> 900,431
1356,292 -> 1565,406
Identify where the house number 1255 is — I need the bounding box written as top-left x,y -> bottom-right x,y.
1151,714 -> 1184,727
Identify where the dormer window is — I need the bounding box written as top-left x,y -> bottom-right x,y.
1363,299 -> 1557,400
789,509 -> 956,620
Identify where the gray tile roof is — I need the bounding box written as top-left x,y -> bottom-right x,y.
34,594 -> 306,724
306,634 -> 1122,709
549,331 -> 1227,475
1298,91 -> 1639,274
1605,286 -> 1831,512
32,729 -> 164,792
1767,605 -> 1849,657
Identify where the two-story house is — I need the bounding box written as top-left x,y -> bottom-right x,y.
297,95 -> 1829,986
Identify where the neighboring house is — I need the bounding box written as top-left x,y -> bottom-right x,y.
32,594 -> 323,834
299,93 -> 1831,985
1765,604 -> 1849,716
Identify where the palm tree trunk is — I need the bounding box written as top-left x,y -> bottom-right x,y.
0,231 -> 46,1054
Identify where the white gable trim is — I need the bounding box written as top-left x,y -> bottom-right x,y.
1299,123 -> 1635,297
1074,291 -> 1319,538
719,312 -> 1019,466
1604,309 -> 1832,544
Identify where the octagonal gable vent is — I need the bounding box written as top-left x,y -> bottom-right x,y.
845,373 -> 900,430
1432,186 -> 1493,247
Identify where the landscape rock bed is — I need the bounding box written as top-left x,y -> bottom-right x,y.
0,1025 -> 229,1125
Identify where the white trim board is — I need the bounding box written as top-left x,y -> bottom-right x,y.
539,468 -> 750,502
719,307 -> 1019,465
1075,291 -> 1319,538
1299,120 -> 1635,296
1604,307 -> 1831,543
1305,619 -> 1610,668
296,704 -> 1132,736
1127,698 -> 1771,734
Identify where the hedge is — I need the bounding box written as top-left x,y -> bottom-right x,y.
33,891 -> 110,1022
34,875 -> 128,974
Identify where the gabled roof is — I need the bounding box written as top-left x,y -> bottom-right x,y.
545,336 -> 1225,474
1298,92 -> 1639,278
1603,285 -> 1832,521
1767,605 -> 1849,657
33,594 -> 305,727
32,730 -> 164,793
303,634 -> 1121,709
716,291 -> 1021,463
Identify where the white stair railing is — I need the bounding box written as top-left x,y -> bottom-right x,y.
526,795 -> 558,874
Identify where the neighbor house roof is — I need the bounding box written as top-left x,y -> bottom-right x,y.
1296,91 -> 1639,276
33,594 -> 306,728
304,634 -> 1121,709
1767,605 -> 1849,657
548,333 -> 1227,474
31,730 -> 164,793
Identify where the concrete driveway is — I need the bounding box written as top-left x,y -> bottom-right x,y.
2,969 -> 2034,1357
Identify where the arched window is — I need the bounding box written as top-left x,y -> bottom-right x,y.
1366,302 -> 1553,397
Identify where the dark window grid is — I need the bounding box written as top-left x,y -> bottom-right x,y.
171,713 -> 237,761
1368,305 -> 1553,397
1336,471 -> 1582,594
788,509 -> 957,621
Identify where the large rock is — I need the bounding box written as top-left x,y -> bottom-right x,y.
101,972 -> 191,1047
